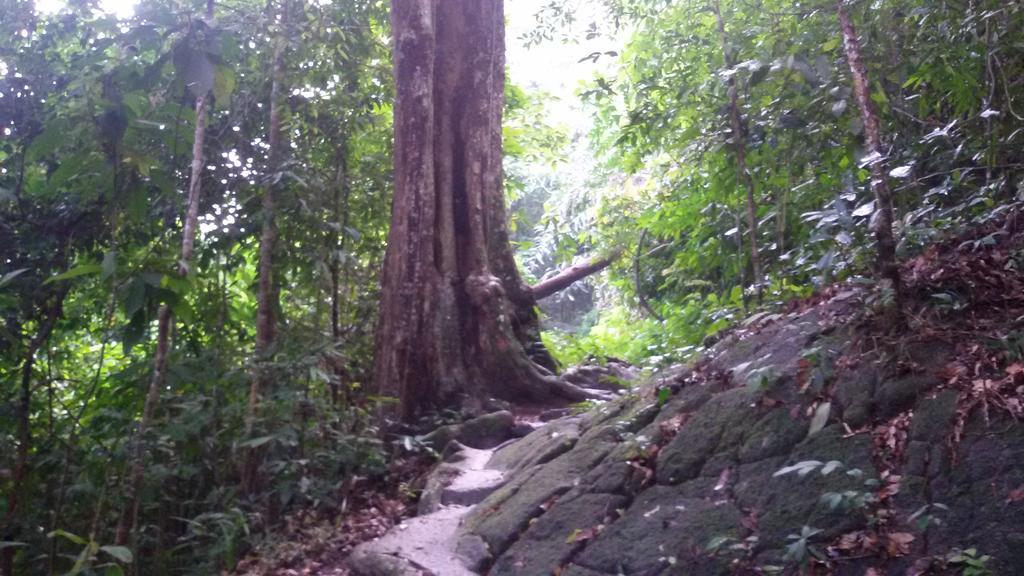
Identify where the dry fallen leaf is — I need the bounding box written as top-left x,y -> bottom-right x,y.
885,532 -> 915,556
1006,485 -> 1024,503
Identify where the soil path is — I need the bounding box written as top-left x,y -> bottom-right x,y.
345,444 -> 506,575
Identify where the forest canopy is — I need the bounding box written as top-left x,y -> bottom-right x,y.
1,0 -> 1022,574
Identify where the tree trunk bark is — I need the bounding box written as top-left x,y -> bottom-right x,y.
713,0 -> 763,299
837,0 -> 903,316
242,0 -> 288,497
1,288 -> 67,576
329,143 -> 351,406
115,3 -> 213,546
375,0 -> 591,422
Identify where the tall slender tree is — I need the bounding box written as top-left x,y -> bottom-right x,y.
374,0 -> 591,421
1,284 -> 68,576
836,0 -> 903,315
712,0 -> 763,298
115,0 -> 215,547
242,0 -> 289,497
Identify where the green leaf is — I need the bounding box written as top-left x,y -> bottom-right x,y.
175,46 -> 216,99
171,299 -> 195,324
808,402 -> 831,436
774,460 -> 823,477
27,119 -> 70,160
126,186 -> 150,221
71,540 -> 99,574
122,311 -> 147,353
122,279 -> 146,317
239,435 -> 274,449
102,251 -> 118,280
0,541 -> 28,550
141,272 -> 164,287
47,529 -> 87,545
100,545 -> 133,563
0,268 -> 28,289
820,460 -> 842,475
213,64 -> 236,107
705,535 -> 734,551
657,386 -> 671,407
45,264 -> 102,284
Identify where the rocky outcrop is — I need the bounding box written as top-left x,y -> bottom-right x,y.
349,288 -> 1024,575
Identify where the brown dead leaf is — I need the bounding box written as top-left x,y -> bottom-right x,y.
658,412 -> 689,440
1006,485 -> 1024,503
907,557 -> 937,576
796,358 -> 812,392
1008,363 -> 1024,385
940,361 -> 968,384
885,532 -> 915,556
565,525 -> 600,544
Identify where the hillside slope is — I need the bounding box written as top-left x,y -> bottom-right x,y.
346,221 -> 1024,575
459,223 -> 1024,575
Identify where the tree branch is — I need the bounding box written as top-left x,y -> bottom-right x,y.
529,249 -> 622,300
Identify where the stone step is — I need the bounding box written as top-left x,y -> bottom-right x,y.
346,505 -> 478,576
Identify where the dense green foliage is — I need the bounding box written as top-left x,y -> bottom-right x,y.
1,0 -> 393,572
2,0 -> 1024,573
536,0 -> 1024,368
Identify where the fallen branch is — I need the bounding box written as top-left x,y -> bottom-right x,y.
529,249 -> 622,300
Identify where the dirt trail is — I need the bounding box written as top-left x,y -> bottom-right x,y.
344,444 -> 506,575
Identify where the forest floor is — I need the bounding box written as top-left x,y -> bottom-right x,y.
235,212 -> 1024,575
231,456 -> 429,576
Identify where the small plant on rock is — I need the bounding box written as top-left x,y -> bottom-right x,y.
783,526 -> 824,568
945,548 -> 994,576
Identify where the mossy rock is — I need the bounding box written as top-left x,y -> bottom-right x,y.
656,388 -> 754,484
488,416 -> 581,472
874,373 -> 938,419
464,434 -> 616,556
571,486 -> 743,575
489,492 -> 627,576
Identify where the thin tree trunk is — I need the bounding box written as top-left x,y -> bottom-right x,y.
242,0 -> 289,497
48,289 -> 116,575
375,0 -> 593,422
329,144 -> 351,406
115,2 -> 213,545
1,288 -> 68,576
837,0 -> 903,317
330,144 -> 349,342
712,0 -> 762,299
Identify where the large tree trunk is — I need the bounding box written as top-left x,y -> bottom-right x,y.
375,0 -> 589,422
241,0 -> 288,497
712,0 -> 763,299
837,1 -> 903,316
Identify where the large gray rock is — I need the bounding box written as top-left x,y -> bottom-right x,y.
418,442 -> 505,515
347,506 -> 476,576
489,492 -> 626,575
354,288 -> 1024,575
421,411 -> 518,451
